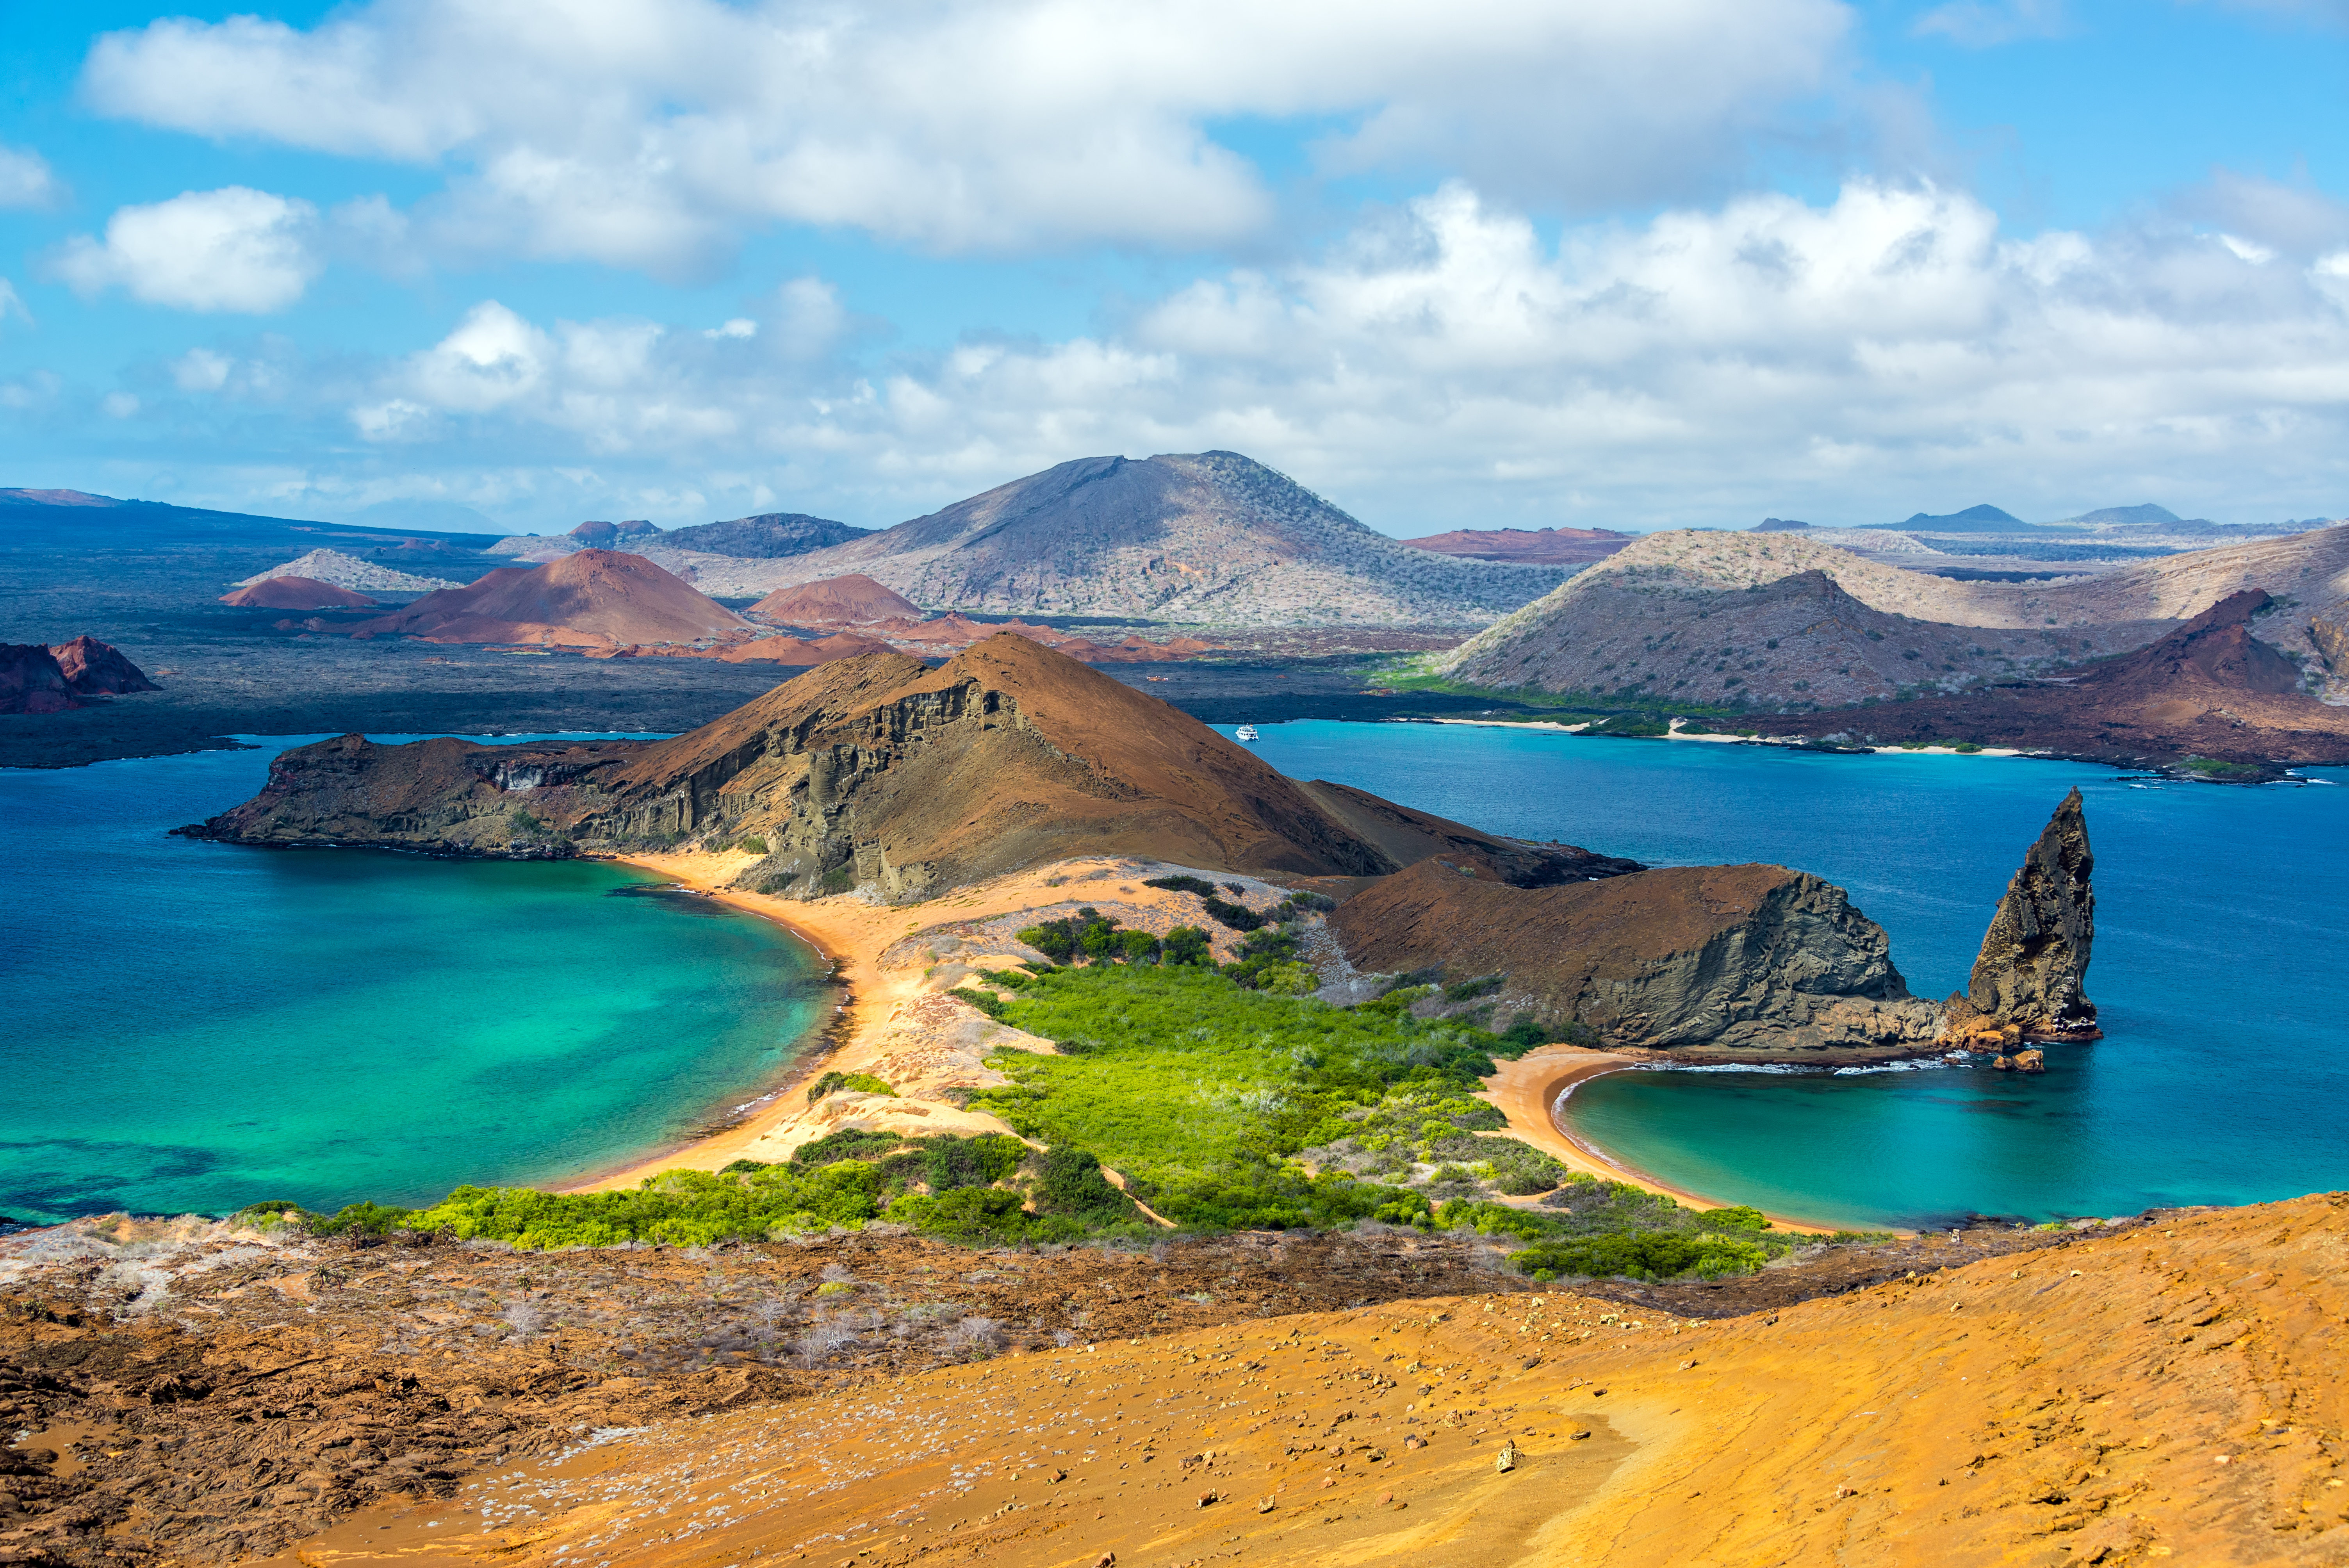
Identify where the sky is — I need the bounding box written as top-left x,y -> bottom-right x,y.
0,0 -> 2344,538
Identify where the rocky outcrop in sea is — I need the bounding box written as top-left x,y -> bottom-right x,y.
1948,788 -> 2099,1043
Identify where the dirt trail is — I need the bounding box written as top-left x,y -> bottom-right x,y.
260,1191 -> 2349,1567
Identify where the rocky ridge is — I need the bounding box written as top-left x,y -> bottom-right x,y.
2,637 -> 159,715
1329,852 -> 1941,1055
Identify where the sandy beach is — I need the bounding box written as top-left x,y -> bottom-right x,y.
1479,1047 -> 1841,1234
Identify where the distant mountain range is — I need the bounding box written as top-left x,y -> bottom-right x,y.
1430,523 -> 2349,757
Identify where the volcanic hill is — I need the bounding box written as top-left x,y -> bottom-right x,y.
189,634 -> 1627,895
1433,524 -> 2349,713
662,510 -> 868,558
708,452 -> 1571,625
346,549 -> 750,649
750,573 -> 922,624
217,576 -> 379,610
1748,588 -> 2349,767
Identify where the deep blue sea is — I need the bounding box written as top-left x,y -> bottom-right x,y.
0,737 -> 828,1227
1229,720 -> 2349,1229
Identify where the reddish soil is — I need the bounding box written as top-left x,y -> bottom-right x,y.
347,551 -> 748,649
219,577 -> 380,611
748,574 -> 921,624
1402,526 -> 1633,564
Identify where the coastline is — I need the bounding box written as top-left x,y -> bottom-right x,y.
1479,1047 -> 1852,1235
560,860 -> 1870,1237
555,851 -> 1247,1194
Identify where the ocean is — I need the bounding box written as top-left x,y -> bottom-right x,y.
1232,720 -> 2349,1230
0,737 -> 828,1227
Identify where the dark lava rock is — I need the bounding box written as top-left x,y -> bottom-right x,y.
1962,787 -> 2098,1041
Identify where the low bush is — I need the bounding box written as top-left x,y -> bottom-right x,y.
805,1069 -> 895,1103
1144,875 -> 1217,896
1199,896 -> 1264,931
738,836 -> 770,855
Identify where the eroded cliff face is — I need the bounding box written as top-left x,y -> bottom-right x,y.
186,636 -> 1615,898
1958,787 -> 2099,1042
1330,856 -> 1941,1056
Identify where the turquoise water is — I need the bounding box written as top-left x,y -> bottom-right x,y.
0,738 -> 829,1226
1231,721 -> 2349,1229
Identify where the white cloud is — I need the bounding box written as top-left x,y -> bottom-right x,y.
52,187 -> 322,312
1912,0 -> 2073,46
172,348 -> 234,391
0,145 -> 64,209
82,0 -> 1850,267
275,174 -> 2349,529
101,392 -> 141,418
0,278 -> 30,330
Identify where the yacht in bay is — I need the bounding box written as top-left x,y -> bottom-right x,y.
1234,725 -> 1260,743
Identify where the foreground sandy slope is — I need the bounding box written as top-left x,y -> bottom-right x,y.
282,1192 -> 2348,1567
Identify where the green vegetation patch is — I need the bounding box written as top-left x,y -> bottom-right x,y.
273,960 -> 1878,1279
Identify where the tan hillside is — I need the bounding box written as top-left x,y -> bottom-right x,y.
191,634 -> 1622,894
346,549 -> 750,648
1438,525 -> 2349,705
264,1191 -> 2349,1567
668,452 -> 1571,626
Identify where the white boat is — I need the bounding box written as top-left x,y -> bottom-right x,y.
1234,725 -> 1260,743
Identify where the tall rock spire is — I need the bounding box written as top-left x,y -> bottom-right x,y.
1962,788 -> 2100,1041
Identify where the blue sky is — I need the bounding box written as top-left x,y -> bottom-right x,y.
1,0 -> 2344,536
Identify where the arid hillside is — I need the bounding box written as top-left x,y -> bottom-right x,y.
674,452 -> 1571,625
177,1190 -> 2349,1568
1748,589 -> 2349,767
189,635 -> 1622,894
1437,524 -> 2349,706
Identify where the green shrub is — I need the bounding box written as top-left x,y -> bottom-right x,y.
949,985 -> 1009,1019
1200,895 -> 1264,931
1443,974 -> 1504,1003
738,836 -> 770,855
790,1127 -> 904,1165
806,1069 -> 895,1103
820,866 -> 856,894
1144,875 -> 1217,896
1162,926 -> 1212,966
310,1200 -> 414,1237
921,1133 -> 1027,1192
510,807 -> 545,833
